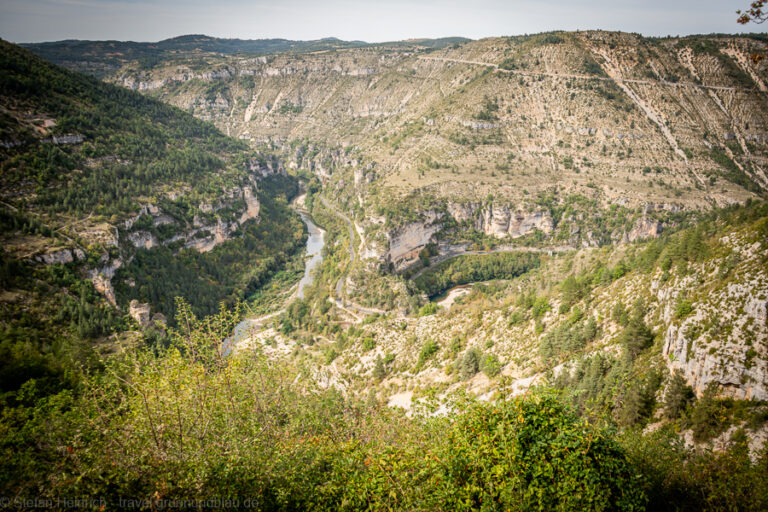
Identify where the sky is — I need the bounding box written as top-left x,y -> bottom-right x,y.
0,0 -> 764,44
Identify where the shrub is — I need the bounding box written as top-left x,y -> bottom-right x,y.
480,353 -> 502,377
531,296 -> 550,319
675,299 -> 694,319
418,302 -> 438,316
417,339 -> 439,368
362,336 -> 376,351
436,393 -> 647,511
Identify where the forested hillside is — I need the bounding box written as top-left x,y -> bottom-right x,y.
0,40 -> 305,413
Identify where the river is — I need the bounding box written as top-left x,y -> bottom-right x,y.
295,210 -> 325,299
224,197 -> 324,355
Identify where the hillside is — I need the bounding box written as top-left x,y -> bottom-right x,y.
50,32 -> 768,276
0,39 -> 305,405
5,199 -> 766,509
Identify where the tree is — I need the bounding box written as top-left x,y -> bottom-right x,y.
738,1 -> 768,63
439,393 -> 647,511
738,1 -> 767,25
459,348 -> 480,380
373,355 -> 387,381
664,370 -> 694,420
619,304 -> 654,360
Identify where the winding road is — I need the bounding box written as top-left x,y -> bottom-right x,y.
316,195 -> 389,318
417,56 -> 754,93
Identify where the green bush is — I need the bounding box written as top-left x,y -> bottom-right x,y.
479,353 -> 502,377
459,348 -> 480,380
418,302 -> 438,316
675,299 -> 694,319
417,338 -> 440,368
436,393 -> 646,511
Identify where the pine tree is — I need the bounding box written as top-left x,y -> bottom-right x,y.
664,370 -> 694,419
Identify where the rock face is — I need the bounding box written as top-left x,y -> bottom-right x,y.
386,215 -> 443,269
246,157 -> 286,178
35,249 -> 75,265
660,276 -> 768,401
129,300 -> 152,328
447,202 -> 554,239
361,203 -> 555,270
628,217 -> 663,242
239,186 -> 261,224
87,258 -> 123,307
127,231 -> 159,250
92,274 -> 117,307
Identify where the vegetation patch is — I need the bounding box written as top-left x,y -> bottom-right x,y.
413,252 -> 540,297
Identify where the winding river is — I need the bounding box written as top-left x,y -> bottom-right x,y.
295,210 -> 325,299
224,197 -> 324,354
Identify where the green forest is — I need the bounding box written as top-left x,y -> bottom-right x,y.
115,176 -> 305,321
0,41 -> 306,429
0,38 -> 249,222
413,252 -> 541,297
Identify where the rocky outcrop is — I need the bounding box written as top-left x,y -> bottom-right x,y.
627,217 -> 662,242
118,68 -> 233,91
447,202 -> 554,239
129,300 -> 151,328
92,274 -> 117,307
245,157 -> 286,177
239,186 -> 261,224
40,134 -> 85,145
123,203 -> 161,230
127,231 -> 159,250
87,258 -> 123,308
185,217 -> 238,253
34,248 -> 79,265
385,211 -> 443,269
661,280 -> 768,401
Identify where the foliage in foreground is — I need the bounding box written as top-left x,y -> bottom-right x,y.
1,301 -> 766,511
0,300 -> 643,511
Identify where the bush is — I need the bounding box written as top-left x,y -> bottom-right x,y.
436,393 -> 646,511
675,299 -> 693,319
361,336 -> 376,351
418,302 -> 438,316
623,427 -> 768,512
417,339 -> 439,368
480,353 -> 502,377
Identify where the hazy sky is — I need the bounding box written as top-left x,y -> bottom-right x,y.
1,0 -> 764,44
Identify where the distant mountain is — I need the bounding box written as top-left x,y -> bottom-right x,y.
21,35 -> 472,77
